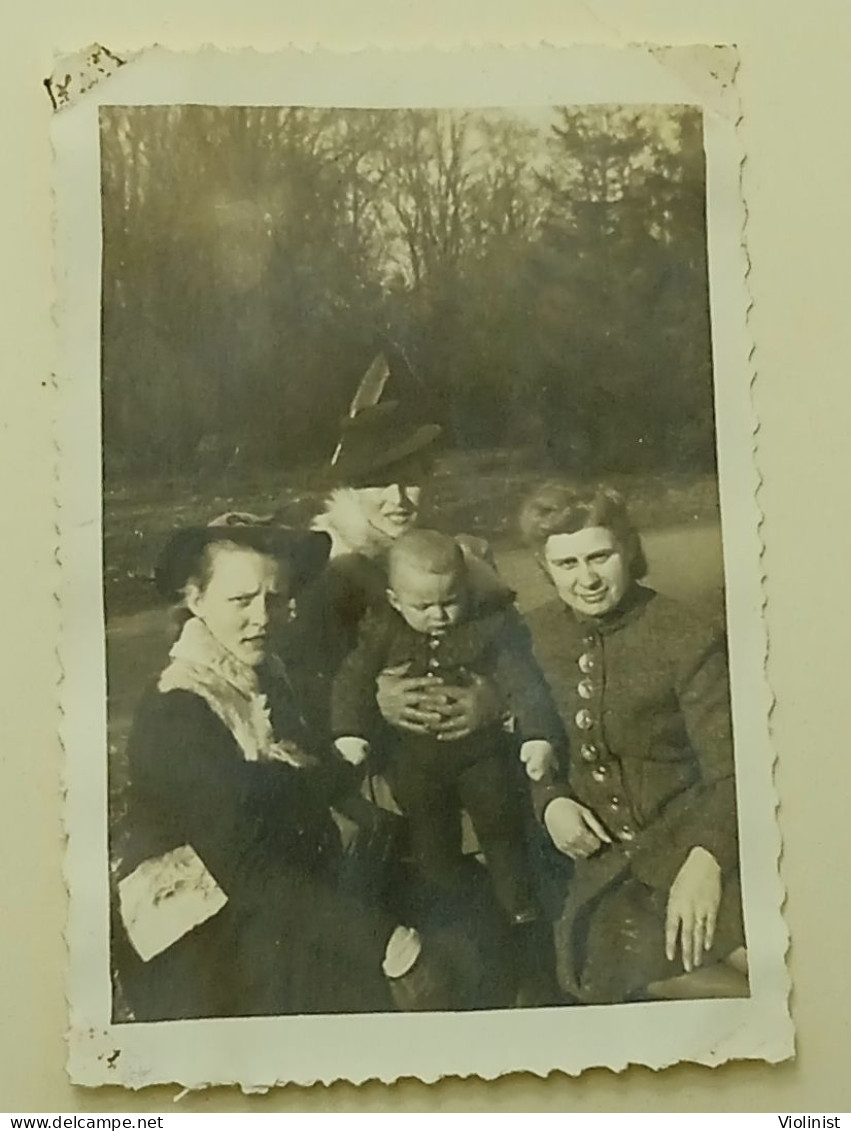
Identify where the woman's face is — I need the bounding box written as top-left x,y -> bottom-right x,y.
356,481 -> 422,541
186,544 -> 287,667
542,526 -> 630,618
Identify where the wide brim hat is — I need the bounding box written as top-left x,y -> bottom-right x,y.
330,401 -> 442,487
154,515 -> 331,603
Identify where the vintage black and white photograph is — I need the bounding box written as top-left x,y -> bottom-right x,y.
55,46 -> 789,1087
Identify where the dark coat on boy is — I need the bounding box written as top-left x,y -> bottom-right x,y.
330,591 -> 566,924
331,589 -> 566,749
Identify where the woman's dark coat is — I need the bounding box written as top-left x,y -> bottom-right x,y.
113,664 -> 393,1021
527,584 -> 745,1003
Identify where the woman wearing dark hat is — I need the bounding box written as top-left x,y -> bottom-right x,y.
295,401 -> 555,1008
304,399 -> 504,740
113,515 -> 443,1020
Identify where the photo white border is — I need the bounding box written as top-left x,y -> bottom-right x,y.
54,43 -> 791,1089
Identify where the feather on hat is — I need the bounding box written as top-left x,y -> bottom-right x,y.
328,352 -> 442,485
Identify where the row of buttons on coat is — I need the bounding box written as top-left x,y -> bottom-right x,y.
575,647 -> 635,843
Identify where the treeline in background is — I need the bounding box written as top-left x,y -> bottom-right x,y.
100,104 -> 716,486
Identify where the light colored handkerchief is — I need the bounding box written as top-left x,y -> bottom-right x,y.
118,844 -> 228,962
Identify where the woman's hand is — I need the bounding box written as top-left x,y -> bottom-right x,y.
429,673 -> 503,741
665,846 -> 722,972
376,664 -> 447,735
543,796 -> 612,860
376,668 -> 503,741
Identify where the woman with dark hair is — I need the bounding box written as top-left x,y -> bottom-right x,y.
113,516 -> 443,1020
518,482 -> 748,1004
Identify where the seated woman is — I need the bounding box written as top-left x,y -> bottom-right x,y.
296,398 -> 550,1006
112,515 -> 442,1021
518,482 -> 749,1005
302,398 -> 504,739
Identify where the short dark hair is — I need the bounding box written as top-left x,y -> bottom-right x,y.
387,528 -> 466,590
518,481 -> 648,580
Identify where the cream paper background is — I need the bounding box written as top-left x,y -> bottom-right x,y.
1,0 -> 849,1111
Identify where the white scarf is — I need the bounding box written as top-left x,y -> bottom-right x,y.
311,487 -> 396,560
120,619 -> 315,964
158,617 -> 315,768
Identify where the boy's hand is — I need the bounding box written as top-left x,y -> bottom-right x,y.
334,736 -> 371,766
543,796 -> 612,860
519,740 -> 558,782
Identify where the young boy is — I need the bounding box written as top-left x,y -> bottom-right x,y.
332,529 -> 563,932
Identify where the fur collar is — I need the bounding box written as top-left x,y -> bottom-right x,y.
311,488 -> 396,560
158,618 -> 314,767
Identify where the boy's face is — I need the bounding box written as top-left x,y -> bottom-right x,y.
387,563 -> 467,636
